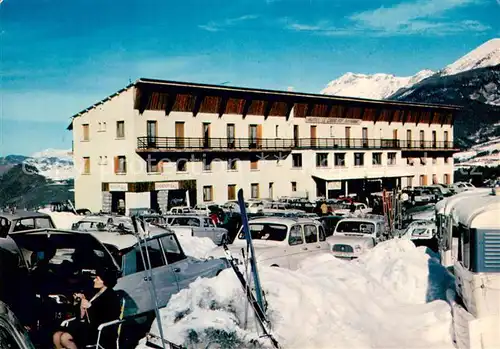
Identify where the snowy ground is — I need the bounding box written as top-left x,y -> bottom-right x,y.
137,239 -> 455,349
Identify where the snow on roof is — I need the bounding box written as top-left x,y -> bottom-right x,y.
450,193 -> 500,229
435,188 -> 492,214
0,210 -> 50,220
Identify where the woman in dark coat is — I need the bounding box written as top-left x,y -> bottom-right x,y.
53,268 -> 121,349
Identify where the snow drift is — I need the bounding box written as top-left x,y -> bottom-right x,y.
137,239 -> 455,349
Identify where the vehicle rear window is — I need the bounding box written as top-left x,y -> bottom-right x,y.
336,221 -> 375,234
238,223 -> 288,241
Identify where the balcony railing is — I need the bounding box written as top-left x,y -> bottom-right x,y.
137,137 -> 456,152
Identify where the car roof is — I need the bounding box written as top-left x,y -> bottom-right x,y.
337,218 -> 381,223
77,216 -> 113,223
248,217 -> 320,225
90,224 -> 174,250
0,210 -> 51,220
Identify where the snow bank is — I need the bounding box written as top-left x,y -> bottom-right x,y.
137,239 -> 455,349
38,209 -> 81,229
176,234 -> 217,260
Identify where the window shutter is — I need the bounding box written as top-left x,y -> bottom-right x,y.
114,156 -> 119,173
256,125 -> 262,147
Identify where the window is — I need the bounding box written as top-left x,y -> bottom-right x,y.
13,218 -> 36,232
116,121 -> 125,138
406,130 -> 412,148
147,121 -> 157,147
462,226 -> 470,269
269,182 -> 274,199
82,124 -> 89,141
419,130 -> 425,148
291,181 -> 297,192
288,225 -> 303,246
239,223 -> 288,241
362,127 -> 368,147
203,186 -> 213,202
227,124 -> 235,148
304,225 -> 317,243
354,153 -> 364,166
388,152 -> 397,165
135,239 -> 165,272
444,174 -> 450,185
250,156 -> 259,170
444,131 -> 449,148
227,159 -> 237,171
316,153 -> 328,167
432,130 -> 437,148
203,157 -> 212,171
334,153 -> 345,167
177,160 -> 187,172
275,125 -> 279,137
251,183 -> 259,199
147,159 -> 159,173
372,152 -> 382,166
83,157 -> 90,174
408,177 -> 413,188
249,125 -> 258,146
292,154 -> 302,168
227,185 -> 236,200
160,235 -> 186,264
115,156 -> 126,174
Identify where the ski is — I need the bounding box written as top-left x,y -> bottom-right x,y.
237,189 -> 265,312
223,245 -> 280,349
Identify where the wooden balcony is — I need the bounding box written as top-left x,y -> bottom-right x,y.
137,137 -> 458,153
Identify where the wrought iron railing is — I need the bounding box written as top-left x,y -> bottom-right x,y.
137,137 -> 455,151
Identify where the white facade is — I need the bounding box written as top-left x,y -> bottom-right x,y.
71,83 -> 455,213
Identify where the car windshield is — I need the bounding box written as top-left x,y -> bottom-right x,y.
238,223 -> 288,241
336,221 -> 375,234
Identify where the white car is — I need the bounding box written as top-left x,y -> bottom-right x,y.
207,217 -> 330,270
332,202 -> 372,216
327,218 -> 387,260
452,181 -> 476,193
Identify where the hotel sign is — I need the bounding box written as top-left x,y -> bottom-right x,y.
326,181 -> 342,190
305,117 -> 361,125
108,183 -> 128,192
155,182 -> 179,191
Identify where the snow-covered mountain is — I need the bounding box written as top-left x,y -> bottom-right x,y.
0,149 -> 74,181
440,39 -> 500,77
454,134 -> 500,168
321,69 -> 435,100
25,148 -> 74,181
322,38 -> 500,149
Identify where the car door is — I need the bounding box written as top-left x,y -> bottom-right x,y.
304,224 -> 320,257
317,225 -> 330,251
159,234 -> 219,290
114,237 -> 180,317
286,225 -> 305,269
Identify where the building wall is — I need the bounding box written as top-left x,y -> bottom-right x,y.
72,86 -> 455,211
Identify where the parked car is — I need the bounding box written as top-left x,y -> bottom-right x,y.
452,181 -> 476,193
165,215 -> 229,245
0,211 -> 55,235
399,219 -> 438,252
208,217 -> 330,270
2,224 -> 228,347
403,188 -> 433,206
0,300 -> 36,349
415,186 -> 444,203
71,215 -> 115,232
167,206 -> 195,214
327,217 -> 388,260
429,184 -> 453,197
332,202 -> 372,216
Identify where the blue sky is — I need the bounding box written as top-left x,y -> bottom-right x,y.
1,0 -> 498,155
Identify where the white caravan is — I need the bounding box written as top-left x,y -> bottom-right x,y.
439,188 -> 500,349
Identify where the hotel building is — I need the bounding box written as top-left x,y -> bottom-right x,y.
68,78 -> 459,213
